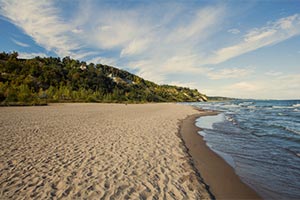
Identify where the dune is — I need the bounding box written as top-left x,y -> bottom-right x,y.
0,103 -> 211,199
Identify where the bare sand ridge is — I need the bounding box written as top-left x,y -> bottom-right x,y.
0,103 -> 211,199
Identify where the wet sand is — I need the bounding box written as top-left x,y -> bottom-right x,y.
180,110 -> 262,200
0,103 -> 211,199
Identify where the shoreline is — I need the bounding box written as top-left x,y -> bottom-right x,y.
179,110 -> 262,199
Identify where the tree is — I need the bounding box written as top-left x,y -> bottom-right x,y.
17,84 -> 32,102
0,51 -> 207,104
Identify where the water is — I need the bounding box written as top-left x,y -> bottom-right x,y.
187,100 -> 300,200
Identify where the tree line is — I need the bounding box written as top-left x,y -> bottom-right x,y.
0,52 -> 207,105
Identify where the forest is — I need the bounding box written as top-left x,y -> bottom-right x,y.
0,52 -> 207,105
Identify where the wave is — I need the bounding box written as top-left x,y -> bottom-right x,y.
251,130 -> 300,143
272,106 -> 293,109
285,127 -> 300,135
268,123 -> 300,136
284,148 -> 300,158
225,115 -> 238,125
223,104 -> 240,108
195,113 -> 225,130
190,100 -> 300,200
238,101 -> 254,106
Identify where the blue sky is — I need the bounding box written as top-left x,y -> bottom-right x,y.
0,0 -> 299,99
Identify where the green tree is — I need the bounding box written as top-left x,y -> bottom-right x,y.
17,84 -> 32,102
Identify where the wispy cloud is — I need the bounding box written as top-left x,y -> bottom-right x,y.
87,56 -> 117,67
1,0 -> 223,77
205,73 -> 300,99
11,38 -> 30,47
166,6 -> 224,43
120,38 -> 152,57
1,0 -> 299,99
18,52 -> 47,59
207,67 -> 254,80
228,28 -> 240,34
117,5 -> 225,81
265,70 -> 283,76
167,81 -> 199,90
228,81 -> 261,92
0,0 -> 82,58
205,14 -> 300,65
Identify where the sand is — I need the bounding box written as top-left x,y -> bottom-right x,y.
180,112 -> 261,200
0,103 -> 211,199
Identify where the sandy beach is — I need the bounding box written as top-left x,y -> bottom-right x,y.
0,103 -> 211,199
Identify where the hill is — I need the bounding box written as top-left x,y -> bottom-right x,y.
0,52 -> 207,105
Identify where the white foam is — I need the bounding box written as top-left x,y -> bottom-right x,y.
272,106 -> 292,109
198,130 -> 206,137
285,127 -> 300,135
223,104 -> 240,108
195,113 -> 224,129
239,101 -> 253,106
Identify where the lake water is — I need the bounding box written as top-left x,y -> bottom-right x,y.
188,100 -> 300,199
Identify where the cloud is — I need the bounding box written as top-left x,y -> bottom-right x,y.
11,38 -> 30,47
162,54 -> 210,74
120,38 -> 152,57
91,4 -> 225,82
205,73 -> 300,99
205,14 -> 300,65
71,28 -> 83,34
87,56 -> 117,66
18,52 -> 48,59
209,81 -> 264,98
115,11 -> 300,84
74,4 -> 155,51
0,0 -> 225,81
228,28 -> 240,34
1,0 -> 299,100
127,59 -> 166,83
207,67 -> 254,80
167,6 -> 224,43
0,0 -> 82,57
167,81 -> 199,90
265,70 -> 283,76
228,81 -> 260,91
276,74 -> 300,90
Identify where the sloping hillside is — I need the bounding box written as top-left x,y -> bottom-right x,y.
0,52 -> 207,104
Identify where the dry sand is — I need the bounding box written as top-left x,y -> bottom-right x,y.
0,103 -> 211,199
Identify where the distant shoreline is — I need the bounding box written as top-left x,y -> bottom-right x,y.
179,109 -> 262,199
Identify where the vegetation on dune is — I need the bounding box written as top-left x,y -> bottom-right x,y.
0,52 -> 207,105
